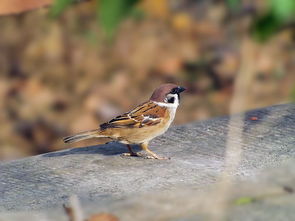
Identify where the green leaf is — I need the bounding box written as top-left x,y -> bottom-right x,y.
129,7 -> 146,21
234,197 -> 255,205
251,12 -> 281,42
226,0 -> 241,10
98,0 -> 140,38
270,0 -> 295,20
50,0 -> 74,17
250,0 -> 295,42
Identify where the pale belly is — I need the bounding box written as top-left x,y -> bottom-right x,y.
113,107 -> 176,144
120,123 -> 170,144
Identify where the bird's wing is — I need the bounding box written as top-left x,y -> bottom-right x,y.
100,101 -> 167,129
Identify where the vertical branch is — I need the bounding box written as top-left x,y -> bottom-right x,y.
205,37 -> 259,220
64,195 -> 84,221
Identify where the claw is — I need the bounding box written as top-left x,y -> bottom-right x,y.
140,143 -> 170,160
121,152 -> 141,157
144,154 -> 170,160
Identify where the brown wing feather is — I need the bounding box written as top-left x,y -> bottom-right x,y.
100,101 -> 166,130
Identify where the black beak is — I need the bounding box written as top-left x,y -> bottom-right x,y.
176,86 -> 186,94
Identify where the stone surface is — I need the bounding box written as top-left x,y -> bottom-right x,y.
0,103 -> 294,220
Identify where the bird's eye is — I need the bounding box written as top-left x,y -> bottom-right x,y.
170,88 -> 178,94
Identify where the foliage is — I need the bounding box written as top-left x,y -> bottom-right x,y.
50,0 -> 74,17
251,0 -> 295,42
226,0 -> 241,10
226,0 -> 295,42
271,0 -> 295,20
97,0 -> 140,38
251,11 -> 282,42
234,196 -> 255,205
252,0 -> 295,41
50,0 -> 295,41
51,0 -> 141,37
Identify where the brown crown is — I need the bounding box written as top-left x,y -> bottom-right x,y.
149,83 -> 179,102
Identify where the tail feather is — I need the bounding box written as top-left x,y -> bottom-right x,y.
63,129 -> 102,144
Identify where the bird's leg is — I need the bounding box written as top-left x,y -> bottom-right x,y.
140,142 -> 169,160
122,144 -> 140,157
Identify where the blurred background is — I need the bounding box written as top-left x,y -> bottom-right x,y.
0,0 -> 294,160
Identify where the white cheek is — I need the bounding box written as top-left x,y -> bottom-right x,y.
173,94 -> 179,106
154,100 -> 179,108
153,94 -> 179,120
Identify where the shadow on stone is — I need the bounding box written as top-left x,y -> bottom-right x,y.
42,142 -> 141,158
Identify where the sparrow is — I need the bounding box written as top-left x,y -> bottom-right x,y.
63,83 -> 186,159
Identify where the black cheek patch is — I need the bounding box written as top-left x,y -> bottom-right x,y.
167,97 -> 175,103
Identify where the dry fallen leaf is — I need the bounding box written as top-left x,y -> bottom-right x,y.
0,0 -> 52,15
250,116 -> 258,121
63,205 -> 75,221
140,0 -> 170,19
171,13 -> 192,32
87,213 -> 119,221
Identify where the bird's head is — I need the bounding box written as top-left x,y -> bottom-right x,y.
150,83 -> 186,106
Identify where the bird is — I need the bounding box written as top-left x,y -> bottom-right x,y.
63,83 -> 186,159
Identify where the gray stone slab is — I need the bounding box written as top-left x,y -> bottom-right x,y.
0,103 -> 294,220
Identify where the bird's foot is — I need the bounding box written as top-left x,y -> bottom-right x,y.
121,152 -> 141,157
121,152 -> 169,160
144,155 -> 170,160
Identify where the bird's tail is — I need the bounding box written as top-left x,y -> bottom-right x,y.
63,129 -> 104,144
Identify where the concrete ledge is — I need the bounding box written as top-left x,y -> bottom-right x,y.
0,103 -> 294,220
